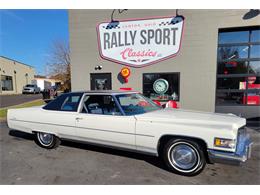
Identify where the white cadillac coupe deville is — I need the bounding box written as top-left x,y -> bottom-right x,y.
7,91 -> 252,176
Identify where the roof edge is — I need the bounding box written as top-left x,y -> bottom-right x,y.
0,56 -> 34,68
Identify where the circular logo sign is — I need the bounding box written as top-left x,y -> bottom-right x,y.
120,67 -> 131,78
153,78 -> 169,94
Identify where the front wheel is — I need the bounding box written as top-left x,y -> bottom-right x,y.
35,132 -> 60,149
162,139 -> 206,176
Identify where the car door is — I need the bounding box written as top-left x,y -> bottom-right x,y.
40,92 -> 84,138
75,94 -> 136,150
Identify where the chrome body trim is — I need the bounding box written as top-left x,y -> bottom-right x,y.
208,127 -> 253,165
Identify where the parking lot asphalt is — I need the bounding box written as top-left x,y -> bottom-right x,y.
0,94 -> 42,108
0,121 -> 259,185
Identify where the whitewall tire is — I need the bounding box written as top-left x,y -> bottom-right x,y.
163,139 -> 206,176
35,132 -> 60,149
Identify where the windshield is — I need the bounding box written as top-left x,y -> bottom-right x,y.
115,93 -> 161,115
25,84 -> 35,87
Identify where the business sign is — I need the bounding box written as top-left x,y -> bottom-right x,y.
97,15 -> 184,68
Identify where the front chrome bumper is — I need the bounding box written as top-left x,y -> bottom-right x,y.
208,127 -> 253,165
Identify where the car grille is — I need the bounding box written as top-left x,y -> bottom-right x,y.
235,126 -> 249,155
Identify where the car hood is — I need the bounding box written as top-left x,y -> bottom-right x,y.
135,108 -> 246,130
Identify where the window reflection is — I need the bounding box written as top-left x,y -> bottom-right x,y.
250,45 -> 260,58
248,61 -> 260,74
218,31 -> 249,44
218,46 -> 249,60
251,30 -> 260,42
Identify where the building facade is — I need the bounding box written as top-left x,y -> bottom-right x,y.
0,56 -> 35,94
69,10 -> 260,119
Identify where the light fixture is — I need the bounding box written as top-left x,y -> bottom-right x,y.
95,65 -> 102,70
243,9 -> 260,20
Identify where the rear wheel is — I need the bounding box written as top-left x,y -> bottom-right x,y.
35,132 -> 60,149
162,139 -> 206,176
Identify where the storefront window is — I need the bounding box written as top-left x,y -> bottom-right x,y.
143,73 -> 180,102
1,75 -> 13,91
216,27 -> 260,106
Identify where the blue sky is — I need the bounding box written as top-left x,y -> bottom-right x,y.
0,9 -> 69,75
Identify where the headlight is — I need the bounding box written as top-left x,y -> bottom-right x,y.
214,137 -> 236,149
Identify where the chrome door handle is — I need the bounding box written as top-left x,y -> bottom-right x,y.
76,117 -> 83,121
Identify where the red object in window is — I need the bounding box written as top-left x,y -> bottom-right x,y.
166,100 -> 178,109
119,87 -> 132,91
248,76 -> 256,84
224,70 -> 228,75
248,83 -> 260,89
243,95 -> 260,105
138,101 -> 149,107
152,100 -> 161,106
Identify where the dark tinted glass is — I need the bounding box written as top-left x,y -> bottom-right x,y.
217,61 -> 248,74
43,93 -> 83,111
143,73 -> 180,102
217,77 -> 247,90
218,31 -> 249,44
216,91 -> 246,105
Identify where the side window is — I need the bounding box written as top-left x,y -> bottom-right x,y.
61,95 -> 82,111
43,93 -> 83,111
81,95 -> 121,115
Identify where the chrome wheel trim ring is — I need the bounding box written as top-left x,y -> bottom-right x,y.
167,142 -> 201,173
37,132 -> 54,147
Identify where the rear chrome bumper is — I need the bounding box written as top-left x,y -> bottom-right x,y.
208,128 -> 253,165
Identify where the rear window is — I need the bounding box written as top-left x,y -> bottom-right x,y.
43,93 -> 83,112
